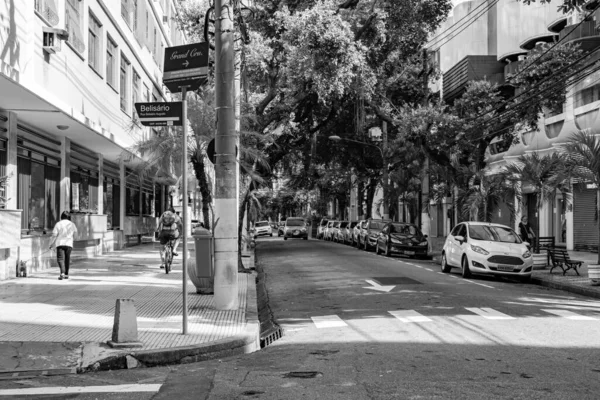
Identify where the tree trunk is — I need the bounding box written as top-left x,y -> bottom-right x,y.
192,157 -> 212,229
238,182 -> 251,272
357,180 -> 364,218
597,188 -> 600,264
366,178 -> 376,219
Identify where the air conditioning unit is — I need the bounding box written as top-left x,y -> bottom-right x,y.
42,27 -> 68,54
163,15 -> 169,23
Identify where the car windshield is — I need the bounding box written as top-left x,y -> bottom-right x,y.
340,222 -> 348,228
468,225 -> 521,243
255,222 -> 269,227
320,220 -> 329,226
286,219 -> 305,226
350,222 -> 358,228
389,224 -> 421,236
370,222 -> 384,230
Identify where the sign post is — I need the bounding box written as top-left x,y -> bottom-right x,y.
160,42 -> 209,335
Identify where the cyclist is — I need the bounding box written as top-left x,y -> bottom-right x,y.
157,207 -> 182,269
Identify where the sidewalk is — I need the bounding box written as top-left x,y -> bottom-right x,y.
429,238 -> 600,298
0,241 -> 259,376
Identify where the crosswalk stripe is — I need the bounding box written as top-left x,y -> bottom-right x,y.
0,384 -> 162,396
465,307 -> 515,320
311,315 -> 348,329
388,310 -> 432,323
542,309 -> 598,320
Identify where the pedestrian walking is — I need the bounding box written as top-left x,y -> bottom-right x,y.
49,211 -> 78,280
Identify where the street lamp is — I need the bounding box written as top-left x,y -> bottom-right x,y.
328,135 -> 389,219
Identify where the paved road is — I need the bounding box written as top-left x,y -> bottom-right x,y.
3,236 -> 600,399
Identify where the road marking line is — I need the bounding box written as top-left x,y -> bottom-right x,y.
311,315 -> 348,329
0,384 -> 162,396
465,307 -> 515,320
389,310 -> 432,323
463,280 -> 495,289
542,309 -> 598,320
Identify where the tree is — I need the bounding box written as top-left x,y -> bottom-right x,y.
503,152 -> 571,250
562,131 -> 600,264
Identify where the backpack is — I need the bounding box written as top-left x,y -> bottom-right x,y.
161,211 -> 178,231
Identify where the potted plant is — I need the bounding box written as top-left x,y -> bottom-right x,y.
562,131 -> 600,283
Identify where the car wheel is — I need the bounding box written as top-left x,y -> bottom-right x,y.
284,237 -> 288,241
375,242 -> 381,254
385,242 -> 391,257
270,233 -> 273,237
303,237 -> 308,241
364,239 -> 369,251
461,256 -> 472,279
441,253 -> 452,273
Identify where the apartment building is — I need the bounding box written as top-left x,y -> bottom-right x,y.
427,0 -> 600,252
0,0 -> 187,280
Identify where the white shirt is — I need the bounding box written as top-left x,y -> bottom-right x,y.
51,220 -> 78,248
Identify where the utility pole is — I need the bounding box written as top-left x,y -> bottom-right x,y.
421,48 -> 431,237
382,121 -> 389,220
214,0 -> 238,310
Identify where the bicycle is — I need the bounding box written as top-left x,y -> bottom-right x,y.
162,236 -> 177,274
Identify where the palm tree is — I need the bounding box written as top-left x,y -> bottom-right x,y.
562,131 -> 600,264
503,152 -> 571,251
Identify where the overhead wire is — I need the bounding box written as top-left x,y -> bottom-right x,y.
426,0 -> 492,48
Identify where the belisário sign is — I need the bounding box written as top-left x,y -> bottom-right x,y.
163,42 -> 209,93
134,102 -> 183,126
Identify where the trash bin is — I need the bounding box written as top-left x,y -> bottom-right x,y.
188,227 -> 214,294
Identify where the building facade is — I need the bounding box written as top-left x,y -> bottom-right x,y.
427,0 -> 600,251
0,0 -> 186,280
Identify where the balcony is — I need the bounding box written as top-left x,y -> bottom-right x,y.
558,21 -> 600,51
442,56 -> 505,104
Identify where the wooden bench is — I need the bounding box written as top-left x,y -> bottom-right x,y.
548,248 -> 583,276
536,236 -> 555,263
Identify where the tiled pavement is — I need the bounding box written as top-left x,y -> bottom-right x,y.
0,241 -> 253,361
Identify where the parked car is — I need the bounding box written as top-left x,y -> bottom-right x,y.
324,220 -> 336,241
375,222 -> 428,258
329,221 -> 342,241
253,221 -> 273,237
353,220 -> 366,247
343,221 -> 358,244
278,220 -> 286,236
334,221 -> 349,242
317,218 -> 329,239
283,218 -> 308,240
359,219 -> 391,251
441,221 -> 533,282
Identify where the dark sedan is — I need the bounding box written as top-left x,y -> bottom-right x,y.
375,222 -> 429,258
360,219 -> 391,251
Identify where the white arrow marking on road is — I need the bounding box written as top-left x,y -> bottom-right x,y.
389,310 -> 432,323
182,60 -> 190,67
0,384 -> 162,396
542,309 -> 597,320
364,280 -> 395,292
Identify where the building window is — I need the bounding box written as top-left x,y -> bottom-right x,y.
159,42 -> 164,70
106,36 -> 117,88
145,10 -> 149,40
153,28 -> 157,59
35,0 -> 59,26
104,179 -> 121,229
132,0 -> 138,31
70,169 -> 99,213
120,55 -> 130,113
126,186 -> 140,216
65,0 -> 85,53
17,156 -> 61,232
144,84 -> 150,102
0,141 -> 7,209
121,0 -> 131,26
88,13 -> 102,73
132,70 -> 140,119
574,83 -> 600,109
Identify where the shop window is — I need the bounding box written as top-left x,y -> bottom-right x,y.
17,157 -> 60,232
126,186 -> 140,216
0,141 -> 7,209
65,0 -> 85,53
88,12 -> 102,73
106,36 -> 118,89
104,179 -> 121,229
70,170 -> 99,213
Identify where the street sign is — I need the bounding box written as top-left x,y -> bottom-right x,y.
134,102 -> 183,127
163,42 -> 209,93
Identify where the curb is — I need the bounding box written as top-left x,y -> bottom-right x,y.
530,276 -> 600,300
83,269 -> 261,373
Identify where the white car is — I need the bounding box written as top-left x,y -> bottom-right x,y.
441,222 -> 533,282
253,221 -> 272,237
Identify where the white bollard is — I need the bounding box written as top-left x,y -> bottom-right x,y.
107,299 -> 143,348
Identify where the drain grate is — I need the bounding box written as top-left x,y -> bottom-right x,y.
260,327 -> 283,348
283,371 -> 323,379
373,277 -> 422,285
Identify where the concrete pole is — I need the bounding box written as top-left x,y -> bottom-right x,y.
421,48 -> 431,237
382,121 -> 389,220
214,0 -> 238,310
181,87 -> 189,334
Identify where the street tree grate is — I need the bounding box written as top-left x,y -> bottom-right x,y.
373,277 -> 422,285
